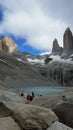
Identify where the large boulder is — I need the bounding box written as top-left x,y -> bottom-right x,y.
54,103 -> 73,128
47,121 -> 73,130
0,90 -> 26,103
52,39 -> 63,55
0,37 -> 18,53
3,102 -> 58,130
0,117 -> 21,130
30,94 -> 63,110
0,102 -> 21,130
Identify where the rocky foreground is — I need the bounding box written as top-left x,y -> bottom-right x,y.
0,88 -> 58,130
0,87 -> 72,130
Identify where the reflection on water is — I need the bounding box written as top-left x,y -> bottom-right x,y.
16,86 -> 69,95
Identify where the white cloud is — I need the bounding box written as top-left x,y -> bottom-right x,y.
40,51 -> 51,56
0,0 -> 67,51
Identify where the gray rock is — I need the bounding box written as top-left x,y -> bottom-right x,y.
0,90 -> 26,103
0,117 -> 21,130
30,87 -> 73,112
3,102 -> 58,130
30,94 -> 63,110
0,50 -> 51,88
52,39 -> 63,55
47,121 -> 73,130
37,61 -> 73,86
54,103 -> 73,128
62,27 -> 73,58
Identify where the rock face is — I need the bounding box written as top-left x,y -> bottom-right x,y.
54,103 -> 73,128
36,60 -> 73,86
52,39 -> 63,55
0,102 -> 58,130
47,121 -> 73,130
0,37 -> 18,53
0,117 -> 21,130
62,27 -> 73,58
0,50 -> 52,88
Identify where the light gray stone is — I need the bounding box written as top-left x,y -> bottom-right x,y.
47,121 -> 73,130
0,117 -> 21,130
3,102 -> 58,130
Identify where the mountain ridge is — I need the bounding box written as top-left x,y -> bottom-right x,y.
0,27 -> 73,88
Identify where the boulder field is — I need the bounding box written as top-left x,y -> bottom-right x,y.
0,101 -> 58,130
30,87 -> 73,129
0,87 -> 73,129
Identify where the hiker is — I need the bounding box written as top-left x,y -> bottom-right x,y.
20,92 -> 24,97
26,95 -> 33,101
32,92 -> 34,98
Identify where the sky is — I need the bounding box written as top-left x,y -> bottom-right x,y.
0,0 -> 73,55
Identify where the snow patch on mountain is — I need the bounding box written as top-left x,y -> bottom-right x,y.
16,52 -> 73,65
49,55 -> 73,64
27,58 -> 45,64
17,58 -> 23,62
50,55 -> 61,61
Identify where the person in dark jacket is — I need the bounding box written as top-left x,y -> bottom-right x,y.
32,92 -> 34,98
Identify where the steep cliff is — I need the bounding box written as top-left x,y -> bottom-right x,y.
37,61 -> 73,86
52,39 -> 63,55
0,37 -> 18,53
61,27 -> 73,58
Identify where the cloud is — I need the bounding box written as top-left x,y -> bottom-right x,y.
40,51 -> 51,56
0,0 -> 70,51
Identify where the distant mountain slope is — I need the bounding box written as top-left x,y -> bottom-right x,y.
0,50 -> 52,88
12,27 -> 73,87
0,27 -> 73,88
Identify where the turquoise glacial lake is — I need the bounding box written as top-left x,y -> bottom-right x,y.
15,86 -> 69,95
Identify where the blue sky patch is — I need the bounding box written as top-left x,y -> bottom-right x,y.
0,33 -> 42,55
0,5 -> 4,23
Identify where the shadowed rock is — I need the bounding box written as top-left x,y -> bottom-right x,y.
52,39 -> 63,55
62,27 -> 73,58
0,117 -> 21,130
54,103 -> 73,128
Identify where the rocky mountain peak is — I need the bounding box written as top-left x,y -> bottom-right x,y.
62,27 -> 73,57
53,39 -> 59,49
0,37 -> 18,53
65,27 -> 71,32
63,27 -> 73,44
52,38 -> 63,55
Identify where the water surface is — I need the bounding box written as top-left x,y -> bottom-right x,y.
14,86 -> 69,95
